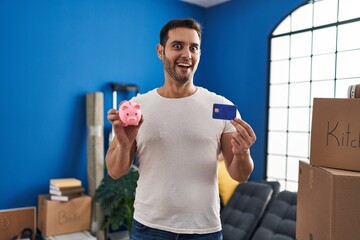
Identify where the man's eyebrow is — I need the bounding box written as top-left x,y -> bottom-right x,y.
170,40 -> 184,45
170,40 -> 200,47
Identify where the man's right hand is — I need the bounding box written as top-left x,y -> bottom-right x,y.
107,108 -> 144,148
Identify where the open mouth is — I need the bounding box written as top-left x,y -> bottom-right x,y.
176,62 -> 192,68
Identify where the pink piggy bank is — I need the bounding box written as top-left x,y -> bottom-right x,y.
119,101 -> 141,126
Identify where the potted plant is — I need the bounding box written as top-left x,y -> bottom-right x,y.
94,166 -> 139,235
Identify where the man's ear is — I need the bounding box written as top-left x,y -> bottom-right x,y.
156,44 -> 164,60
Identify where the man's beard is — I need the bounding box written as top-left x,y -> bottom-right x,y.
163,56 -> 192,84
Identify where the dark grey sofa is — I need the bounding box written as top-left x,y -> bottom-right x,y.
220,181 -> 297,240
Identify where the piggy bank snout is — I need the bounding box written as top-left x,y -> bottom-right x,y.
120,112 -> 140,125
126,116 -> 138,123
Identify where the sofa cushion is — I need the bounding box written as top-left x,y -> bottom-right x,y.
250,190 -> 297,240
218,158 -> 240,206
221,181 -> 273,240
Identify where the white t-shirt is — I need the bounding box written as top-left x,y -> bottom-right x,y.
131,87 -> 239,234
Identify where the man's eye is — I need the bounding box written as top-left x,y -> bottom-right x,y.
190,46 -> 198,52
174,44 -> 181,49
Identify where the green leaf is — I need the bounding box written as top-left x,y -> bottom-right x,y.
94,167 -> 139,232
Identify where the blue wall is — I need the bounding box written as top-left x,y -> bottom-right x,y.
200,0 -> 307,180
0,0 -> 305,209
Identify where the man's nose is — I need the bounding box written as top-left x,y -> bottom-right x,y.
181,48 -> 192,59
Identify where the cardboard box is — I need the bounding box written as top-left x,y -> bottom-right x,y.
0,207 -> 36,240
310,98 -> 360,171
296,161 -> 360,240
38,194 -> 91,237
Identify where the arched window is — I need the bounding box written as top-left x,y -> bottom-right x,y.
267,0 -> 360,191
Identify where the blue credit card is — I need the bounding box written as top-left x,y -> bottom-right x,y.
212,103 -> 237,120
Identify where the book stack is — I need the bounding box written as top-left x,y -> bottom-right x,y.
49,178 -> 85,202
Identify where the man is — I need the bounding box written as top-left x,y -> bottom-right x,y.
106,18 -> 256,240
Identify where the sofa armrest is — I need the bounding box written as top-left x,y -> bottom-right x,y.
221,181 -> 273,240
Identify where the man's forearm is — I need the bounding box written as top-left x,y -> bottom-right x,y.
105,139 -> 135,179
227,150 -> 254,183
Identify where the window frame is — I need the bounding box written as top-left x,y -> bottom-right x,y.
266,0 -> 360,191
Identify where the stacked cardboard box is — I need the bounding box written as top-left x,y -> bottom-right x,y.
37,194 -> 92,237
296,98 -> 360,240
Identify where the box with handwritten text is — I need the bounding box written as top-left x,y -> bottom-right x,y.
310,98 -> 360,171
37,194 -> 91,237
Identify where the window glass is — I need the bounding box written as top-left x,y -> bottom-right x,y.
338,0 -> 360,21
268,0 -> 360,191
291,4 -> 313,31
287,132 -> 309,158
288,107 -> 310,132
289,82 -> 310,107
336,78 -> 360,97
311,80 -> 335,98
267,155 -> 286,179
267,132 -> 287,155
312,53 -> 335,80
271,36 -> 290,60
269,84 -> 288,107
268,108 -> 288,131
286,181 -> 299,192
338,21 -> 360,51
313,27 -> 336,55
290,57 -> 311,83
313,0 -> 337,26
273,16 -> 291,35
270,60 -> 289,84
287,157 -> 302,181
337,50 -> 360,79
291,32 -> 312,58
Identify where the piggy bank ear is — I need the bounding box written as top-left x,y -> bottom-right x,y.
119,100 -> 128,108
121,105 -> 129,111
134,104 -> 141,110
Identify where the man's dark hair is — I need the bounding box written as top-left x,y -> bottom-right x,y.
159,18 -> 202,46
